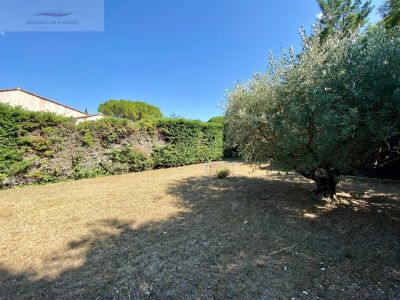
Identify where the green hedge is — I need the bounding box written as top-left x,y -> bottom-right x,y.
0,104 -> 73,181
0,104 -> 223,188
152,119 -> 223,167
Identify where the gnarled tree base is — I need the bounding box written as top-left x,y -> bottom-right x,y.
312,168 -> 338,198
298,168 -> 339,198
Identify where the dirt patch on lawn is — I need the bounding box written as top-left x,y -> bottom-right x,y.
0,162 -> 399,299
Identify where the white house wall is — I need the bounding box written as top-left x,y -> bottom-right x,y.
0,90 -> 87,118
76,114 -> 105,124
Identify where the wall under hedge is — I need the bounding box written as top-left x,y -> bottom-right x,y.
0,104 -> 223,189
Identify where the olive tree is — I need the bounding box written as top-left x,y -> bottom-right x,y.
225,28 -> 400,197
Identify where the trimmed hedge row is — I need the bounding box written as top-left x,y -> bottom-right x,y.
152,119 -> 223,167
0,104 -> 223,188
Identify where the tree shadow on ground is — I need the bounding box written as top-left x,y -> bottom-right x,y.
0,176 -> 399,299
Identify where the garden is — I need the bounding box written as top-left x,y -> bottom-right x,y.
0,0 -> 400,299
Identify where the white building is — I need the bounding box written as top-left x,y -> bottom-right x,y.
0,87 -> 105,123
76,113 -> 105,124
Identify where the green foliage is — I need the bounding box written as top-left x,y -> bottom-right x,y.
216,168 -> 231,179
25,169 -> 57,183
316,0 -> 372,42
208,116 -> 224,125
98,100 -> 162,121
207,116 -> 239,157
152,119 -> 223,167
0,103 -> 72,178
0,104 -> 223,189
108,146 -> 154,173
82,132 -> 94,147
78,117 -> 142,145
18,135 -> 50,152
225,28 -> 400,195
70,154 -> 104,180
206,116 -> 240,157
9,158 -> 36,176
379,0 -> 400,28
72,166 -> 104,180
0,173 -> 7,188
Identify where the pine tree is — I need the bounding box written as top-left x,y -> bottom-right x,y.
316,0 -> 372,42
379,0 -> 400,29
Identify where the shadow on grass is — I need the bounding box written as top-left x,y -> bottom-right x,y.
0,176 -> 399,299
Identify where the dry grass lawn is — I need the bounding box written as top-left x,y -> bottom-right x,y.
0,162 -> 399,299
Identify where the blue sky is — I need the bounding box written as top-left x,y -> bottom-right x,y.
0,0 -> 384,121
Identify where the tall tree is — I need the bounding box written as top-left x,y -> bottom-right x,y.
225,29 -> 400,197
316,0 -> 372,41
208,116 -> 224,125
98,100 -> 162,121
379,0 -> 400,28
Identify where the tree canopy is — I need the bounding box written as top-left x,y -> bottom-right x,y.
316,0 -> 372,42
208,116 -> 224,125
225,28 -> 400,197
98,100 -> 162,121
379,0 -> 400,29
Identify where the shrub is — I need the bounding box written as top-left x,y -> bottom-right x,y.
82,132 -> 94,147
0,104 -> 224,189
152,118 -> 223,167
108,146 -> 154,173
18,135 -> 49,152
216,168 -> 231,178
0,173 -> 7,188
9,158 -> 36,176
0,103 -> 71,178
78,117 -> 139,145
72,166 -> 104,180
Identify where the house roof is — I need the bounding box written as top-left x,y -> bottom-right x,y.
0,87 -> 89,116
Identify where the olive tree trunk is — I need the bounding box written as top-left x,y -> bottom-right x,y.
312,168 -> 338,198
